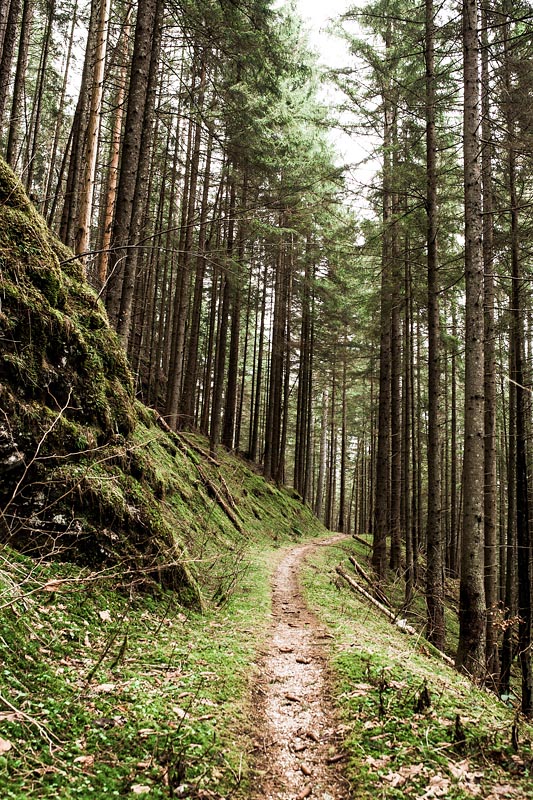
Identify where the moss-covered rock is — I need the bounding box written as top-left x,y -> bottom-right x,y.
0,158 -> 326,607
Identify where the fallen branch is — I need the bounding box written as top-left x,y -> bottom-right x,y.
352,534 -> 372,548
348,555 -> 392,608
335,565 -> 455,667
196,463 -> 243,533
152,411 -> 220,467
0,692 -> 63,749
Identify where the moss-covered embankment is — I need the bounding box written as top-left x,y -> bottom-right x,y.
0,158 -> 324,603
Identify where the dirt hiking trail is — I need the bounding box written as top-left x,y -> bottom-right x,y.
250,534 -> 351,800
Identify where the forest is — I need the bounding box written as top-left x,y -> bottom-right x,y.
2,0 -> 533,797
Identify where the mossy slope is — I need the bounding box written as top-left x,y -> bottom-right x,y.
0,158 -> 324,598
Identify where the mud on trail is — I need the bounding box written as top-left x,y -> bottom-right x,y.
250,535 -> 351,800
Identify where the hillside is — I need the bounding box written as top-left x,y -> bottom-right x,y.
0,160 -> 325,796
0,158 -> 322,599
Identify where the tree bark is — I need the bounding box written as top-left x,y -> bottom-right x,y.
425,0 -> 445,650
457,0 -> 486,678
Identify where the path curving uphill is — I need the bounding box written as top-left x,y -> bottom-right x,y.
250,535 -> 350,800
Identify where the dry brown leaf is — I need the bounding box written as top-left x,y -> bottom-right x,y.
93,683 -> 115,694
98,609 -> 112,623
41,580 -> 63,593
486,786 -> 518,799
365,754 -> 392,769
348,683 -> 374,696
0,737 -> 12,754
0,711 -> 19,722
73,755 -> 94,770
131,785 -> 151,795
418,773 -> 451,799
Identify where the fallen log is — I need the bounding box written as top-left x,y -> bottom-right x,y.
348,555 -> 392,608
335,566 -> 455,667
352,534 -> 372,548
196,463 -> 243,533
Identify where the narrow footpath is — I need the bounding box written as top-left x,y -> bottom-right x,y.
250,535 -> 350,800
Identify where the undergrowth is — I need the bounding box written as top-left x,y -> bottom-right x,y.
0,543 -> 282,799
303,538 -> 533,800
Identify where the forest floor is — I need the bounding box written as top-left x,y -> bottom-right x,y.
249,535 -> 351,800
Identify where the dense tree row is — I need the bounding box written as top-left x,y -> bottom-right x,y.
2,0 -> 533,711
335,0 -> 533,709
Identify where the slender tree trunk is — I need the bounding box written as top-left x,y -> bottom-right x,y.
115,0 -> 163,346
96,7 -> 131,287
338,328 -> 348,532
503,6 -> 532,713
24,0 -> 55,193
181,126 -> 215,428
315,390 -> 328,520
425,0 -> 445,650
457,0 -> 486,678
481,0 -> 498,682
105,0 -> 160,329
0,0 -> 21,127
372,24 -> 393,579
5,0 -> 33,168
75,0 -> 111,262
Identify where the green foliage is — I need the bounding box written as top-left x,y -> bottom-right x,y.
303,541 -> 533,799
0,542 -> 279,798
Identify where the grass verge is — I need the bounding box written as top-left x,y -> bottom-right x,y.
302,538 -> 533,800
0,541 -> 290,799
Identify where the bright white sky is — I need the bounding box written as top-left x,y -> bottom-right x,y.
295,0 -> 352,68
293,0 -> 378,207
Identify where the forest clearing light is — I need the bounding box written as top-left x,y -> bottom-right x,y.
293,0 -> 379,211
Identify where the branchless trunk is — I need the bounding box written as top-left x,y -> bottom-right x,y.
96,6 -> 132,287
457,0 -> 486,678
503,4 -> 532,714
105,0 -> 160,329
5,0 -> 33,168
75,0 -> 111,262
481,0 -> 498,682
425,0 -> 445,650
372,21 -> 393,579
116,0 -> 163,346
25,0 -> 55,193
0,0 -> 21,127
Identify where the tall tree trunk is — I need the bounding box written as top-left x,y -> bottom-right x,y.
425,0 -> 445,650
315,390 -> 328,520
115,0 -> 163,346
24,0 -> 55,193
105,0 -> 160,329
457,0 -> 486,678
5,0 -> 32,168
372,23 -> 393,579
338,327 -> 348,532
75,0 -> 111,262
503,5 -> 532,713
96,6 -> 131,287
481,0 -> 498,683
222,174 -> 247,449
0,0 -> 21,127
181,126 -> 215,428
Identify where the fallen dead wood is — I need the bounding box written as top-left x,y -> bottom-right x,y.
196,462 -> 243,533
348,555 -> 391,608
335,566 -> 455,667
153,411 -> 221,467
353,534 -> 372,548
